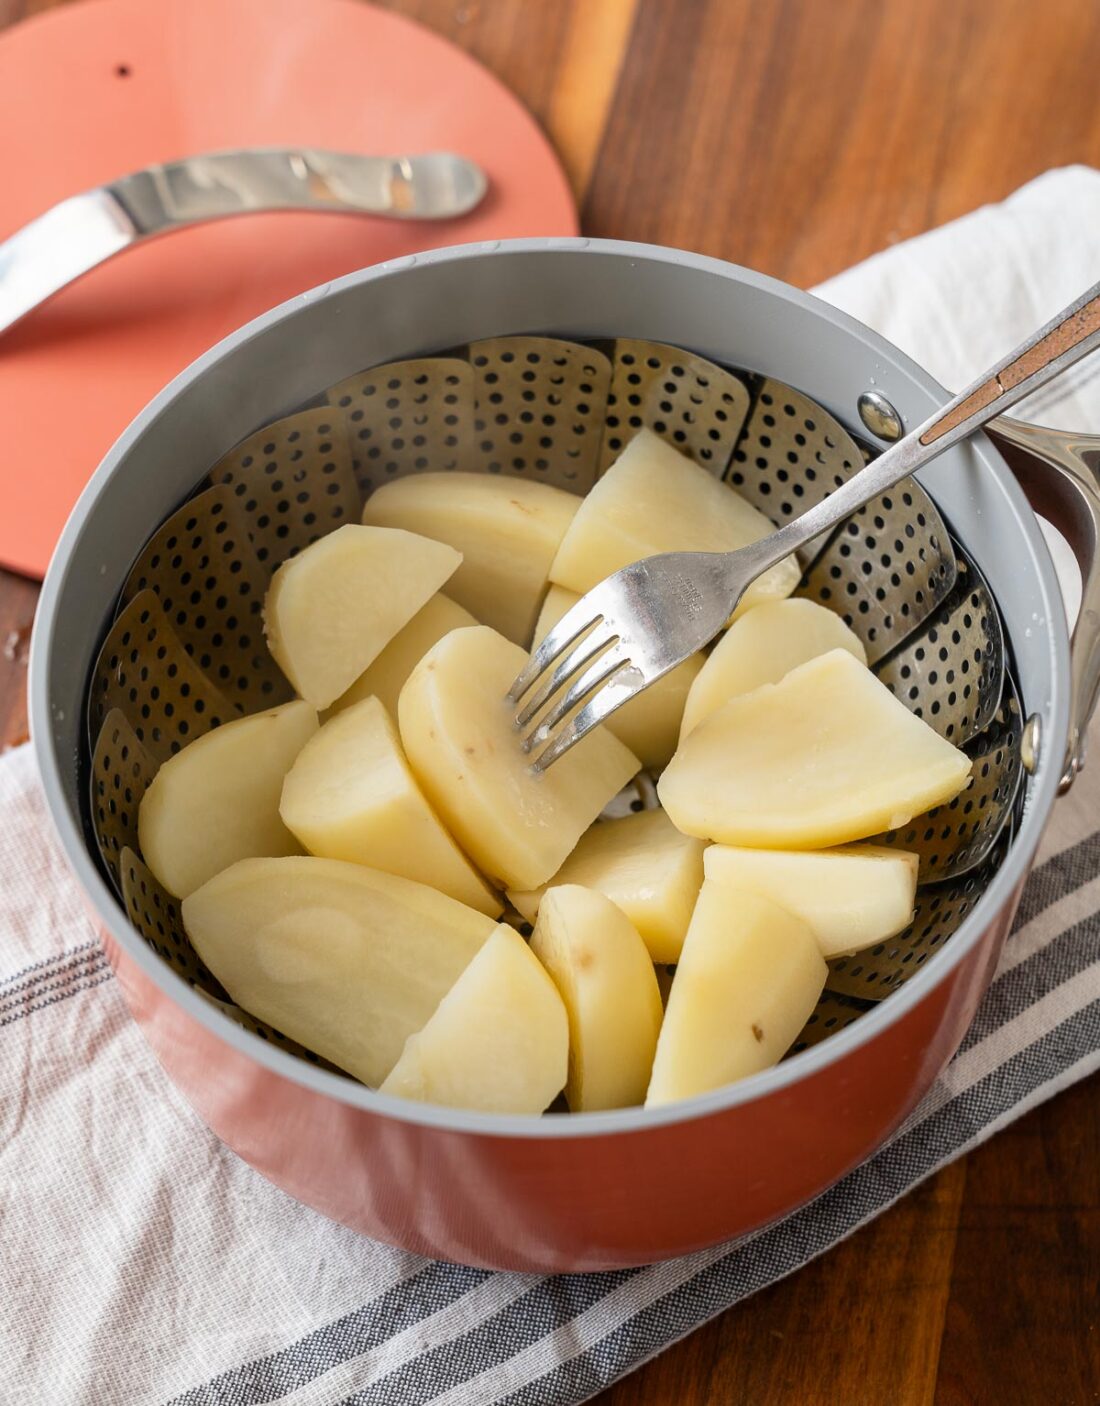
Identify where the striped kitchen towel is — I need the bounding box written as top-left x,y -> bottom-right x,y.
2,165 -> 1100,1404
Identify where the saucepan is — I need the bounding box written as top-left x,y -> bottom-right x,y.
28,240 -> 1100,1272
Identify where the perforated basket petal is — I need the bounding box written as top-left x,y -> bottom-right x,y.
209,408 -> 362,570
90,709 -> 158,891
788,988 -> 873,1056
875,543 -> 1004,747
825,823 -> 1016,1000
119,846 -> 224,995
470,336 -> 612,490
872,676 -> 1023,883
601,339 -> 750,476
327,357 -> 476,493
118,482 -> 292,714
727,376 -> 862,560
89,590 -> 238,760
795,482 -> 958,664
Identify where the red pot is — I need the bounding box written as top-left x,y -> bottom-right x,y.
32,242 -> 1100,1270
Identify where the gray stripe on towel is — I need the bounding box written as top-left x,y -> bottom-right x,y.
166,1263 -> 490,1406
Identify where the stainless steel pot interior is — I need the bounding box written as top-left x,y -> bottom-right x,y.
28,239 -> 1072,1137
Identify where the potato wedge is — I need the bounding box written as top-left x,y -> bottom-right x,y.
380,924 -> 568,1113
327,594 -> 478,717
181,856 -> 497,1085
534,585 -> 704,770
280,696 -> 501,916
549,430 -> 800,616
704,843 -> 918,957
264,524 -> 462,708
507,808 -> 704,963
680,597 -> 867,739
531,885 -> 663,1111
658,649 -> 972,848
138,700 -> 317,898
398,626 -> 639,890
363,472 -> 580,644
646,884 -> 826,1106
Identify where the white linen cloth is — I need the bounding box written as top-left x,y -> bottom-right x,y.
2,166 -> 1099,1405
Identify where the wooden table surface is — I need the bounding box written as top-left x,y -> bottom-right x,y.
3,0 -> 1099,1401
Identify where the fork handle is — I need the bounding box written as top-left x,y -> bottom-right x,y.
747,281 -> 1100,573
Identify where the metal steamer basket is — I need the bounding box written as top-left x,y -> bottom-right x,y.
30,241 -> 1100,1272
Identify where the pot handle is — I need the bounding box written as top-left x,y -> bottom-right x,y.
988,416 -> 1100,791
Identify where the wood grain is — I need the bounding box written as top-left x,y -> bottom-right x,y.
546,0 -> 639,198
1,1 -> 1098,1402
584,0 -> 1100,286
0,571 -> 34,749
935,1073 -> 1100,1405
371,0 -> 638,200
600,1162 -> 970,1406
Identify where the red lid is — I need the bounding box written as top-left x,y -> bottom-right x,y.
0,0 -> 577,578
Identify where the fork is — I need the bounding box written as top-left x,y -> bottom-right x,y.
510,279 -> 1100,771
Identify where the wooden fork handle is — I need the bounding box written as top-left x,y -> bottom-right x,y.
921,290 -> 1100,444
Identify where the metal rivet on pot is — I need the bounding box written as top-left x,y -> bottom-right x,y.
1021,712 -> 1042,775
857,390 -> 904,441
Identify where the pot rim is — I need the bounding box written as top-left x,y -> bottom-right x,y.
29,236 -> 1071,1140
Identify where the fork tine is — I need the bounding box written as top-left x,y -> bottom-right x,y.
521,646 -> 627,751
512,623 -> 618,729
529,663 -> 646,772
508,600 -> 606,703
